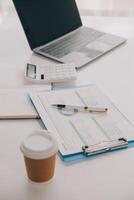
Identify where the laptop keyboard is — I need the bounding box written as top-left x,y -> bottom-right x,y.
40,27 -> 104,58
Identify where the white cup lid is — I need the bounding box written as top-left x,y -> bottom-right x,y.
20,130 -> 58,160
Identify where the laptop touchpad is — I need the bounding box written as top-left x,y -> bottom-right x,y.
61,52 -> 91,68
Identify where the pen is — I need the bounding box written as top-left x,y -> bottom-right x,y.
52,104 -> 108,113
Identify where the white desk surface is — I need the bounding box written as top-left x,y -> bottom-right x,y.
1,11 -> 134,200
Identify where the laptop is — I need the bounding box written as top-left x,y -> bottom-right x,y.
13,0 -> 126,69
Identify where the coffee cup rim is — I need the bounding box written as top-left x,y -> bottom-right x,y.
20,130 -> 58,160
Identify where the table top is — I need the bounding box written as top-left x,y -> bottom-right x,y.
1,11 -> 134,200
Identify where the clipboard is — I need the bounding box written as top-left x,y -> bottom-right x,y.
29,84 -> 134,163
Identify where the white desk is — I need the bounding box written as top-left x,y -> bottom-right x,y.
1,12 -> 134,200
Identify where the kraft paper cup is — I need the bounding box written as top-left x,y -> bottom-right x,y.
20,130 -> 58,183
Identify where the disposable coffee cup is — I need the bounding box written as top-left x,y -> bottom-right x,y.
20,130 -> 58,183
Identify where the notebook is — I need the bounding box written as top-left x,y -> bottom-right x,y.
0,91 -> 38,119
29,85 -> 134,162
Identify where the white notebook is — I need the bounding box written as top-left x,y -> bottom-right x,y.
0,91 -> 38,119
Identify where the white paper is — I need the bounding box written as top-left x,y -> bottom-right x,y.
30,85 -> 134,156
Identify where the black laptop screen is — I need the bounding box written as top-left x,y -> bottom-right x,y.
13,0 -> 82,49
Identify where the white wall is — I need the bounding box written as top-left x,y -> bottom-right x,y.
76,0 -> 134,16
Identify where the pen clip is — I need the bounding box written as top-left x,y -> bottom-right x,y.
82,138 -> 128,156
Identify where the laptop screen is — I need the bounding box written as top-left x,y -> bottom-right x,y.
13,0 -> 82,50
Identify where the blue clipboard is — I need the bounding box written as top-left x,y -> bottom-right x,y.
29,84 -> 134,163
60,140 -> 134,163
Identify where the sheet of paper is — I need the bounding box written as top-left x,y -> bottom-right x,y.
30,85 -> 134,156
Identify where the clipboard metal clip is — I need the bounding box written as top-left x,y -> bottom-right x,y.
82,138 -> 128,156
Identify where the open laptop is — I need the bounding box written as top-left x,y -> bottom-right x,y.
13,0 -> 126,69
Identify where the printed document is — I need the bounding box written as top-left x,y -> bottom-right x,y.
30,85 -> 134,156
